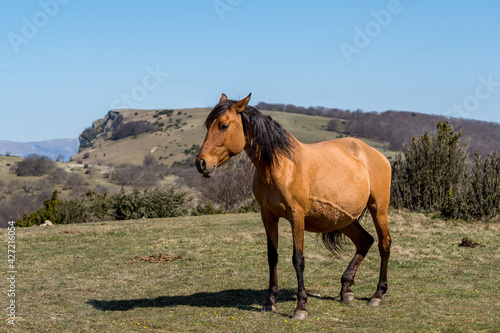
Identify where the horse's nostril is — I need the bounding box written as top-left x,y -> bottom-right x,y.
196,158 -> 207,173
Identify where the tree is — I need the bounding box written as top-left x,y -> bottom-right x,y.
10,154 -> 56,177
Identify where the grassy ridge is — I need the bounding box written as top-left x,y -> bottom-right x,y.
71,108 -> 397,167
2,211 -> 498,332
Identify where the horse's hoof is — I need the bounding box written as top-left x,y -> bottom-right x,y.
261,304 -> 277,312
292,310 -> 308,320
341,292 -> 355,305
367,298 -> 383,307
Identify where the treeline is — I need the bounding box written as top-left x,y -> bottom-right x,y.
256,102 -> 500,156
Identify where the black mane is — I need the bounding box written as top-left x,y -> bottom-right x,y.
205,100 -> 295,169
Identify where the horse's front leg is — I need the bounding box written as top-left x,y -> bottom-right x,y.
261,210 -> 279,313
291,212 -> 308,320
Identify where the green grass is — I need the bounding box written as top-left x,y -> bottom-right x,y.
2,211 -> 498,332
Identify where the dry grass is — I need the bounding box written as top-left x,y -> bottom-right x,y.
2,210 -> 498,332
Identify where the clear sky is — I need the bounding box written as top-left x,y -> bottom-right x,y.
1,0 -> 499,142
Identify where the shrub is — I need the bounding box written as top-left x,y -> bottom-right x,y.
10,154 -> 56,177
391,121 -> 500,221
177,155 -> 255,212
463,152 -> 500,219
391,121 -> 469,213
16,186 -> 197,226
17,190 -> 65,227
111,121 -> 155,140
66,173 -> 86,189
48,167 -> 68,185
158,109 -> 174,117
113,156 -> 167,187
79,127 -> 98,148
0,192 -> 46,227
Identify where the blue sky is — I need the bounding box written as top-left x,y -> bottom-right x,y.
1,0 -> 499,142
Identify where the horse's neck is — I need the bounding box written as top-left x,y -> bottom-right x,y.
244,134 -> 300,184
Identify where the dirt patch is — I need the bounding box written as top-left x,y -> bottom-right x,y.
458,237 -> 485,248
126,254 -> 195,264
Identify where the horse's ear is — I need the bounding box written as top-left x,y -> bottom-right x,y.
219,93 -> 228,103
233,93 -> 251,113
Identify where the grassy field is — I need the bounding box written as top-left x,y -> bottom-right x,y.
2,210 -> 498,332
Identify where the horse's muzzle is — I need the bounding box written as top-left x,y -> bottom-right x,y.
196,158 -> 216,178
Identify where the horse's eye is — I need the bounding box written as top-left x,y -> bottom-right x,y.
220,123 -> 229,131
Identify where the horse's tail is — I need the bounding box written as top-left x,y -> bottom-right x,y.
321,207 -> 368,258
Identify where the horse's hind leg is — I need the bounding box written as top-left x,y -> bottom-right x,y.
339,220 -> 374,304
367,203 -> 391,306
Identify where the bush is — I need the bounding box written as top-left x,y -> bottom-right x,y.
391,121 -> 500,221
111,121 -> 155,140
10,154 -> 56,177
462,152 -> 500,219
113,156 -> 167,187
391,121 -> 469,213
177,155 -> 255,212
111,187 -> 195,220
0,192 -> 47,227
17,190 -> 65,227
16,187 -> 197,226
80,127 -> 98,148
158,109 -> 174,117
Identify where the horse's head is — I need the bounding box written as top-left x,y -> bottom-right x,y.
196,93 -> 251,178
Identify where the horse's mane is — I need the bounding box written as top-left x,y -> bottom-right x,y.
205,99 -> 295,169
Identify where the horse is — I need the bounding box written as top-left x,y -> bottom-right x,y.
195,93 -> 392,320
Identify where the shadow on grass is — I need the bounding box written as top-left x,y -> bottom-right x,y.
88,289 -> 298,312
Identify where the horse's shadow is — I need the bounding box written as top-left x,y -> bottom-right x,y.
88,289 -> 299,312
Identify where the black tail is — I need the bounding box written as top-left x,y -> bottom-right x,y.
321,207 -> 368,258
321,230 -> 346,258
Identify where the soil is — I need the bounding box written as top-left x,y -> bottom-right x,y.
458,237 -> 485,248
126,253 -> 196,264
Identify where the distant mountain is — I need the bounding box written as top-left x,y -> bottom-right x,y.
0,139 -> 79,161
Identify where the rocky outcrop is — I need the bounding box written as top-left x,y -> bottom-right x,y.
78,111 -> 124,150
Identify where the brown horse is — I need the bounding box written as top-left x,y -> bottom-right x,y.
196,93 -> 392,320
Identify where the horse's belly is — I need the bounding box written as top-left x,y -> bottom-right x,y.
304,196 -> 366,233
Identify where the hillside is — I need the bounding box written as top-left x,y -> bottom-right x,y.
0,138 -> 79,161
72,108 -> 398,167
